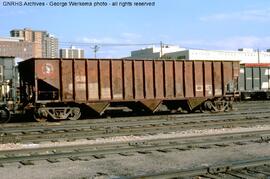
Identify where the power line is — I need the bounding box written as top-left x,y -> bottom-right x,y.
59,41 -> 170,47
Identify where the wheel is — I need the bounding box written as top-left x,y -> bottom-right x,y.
33,108 -> 48,122
68,108 -> 81,120
204,100 -> 213,111
0,107 -> 10,123
211,100 -> 229,112
199,105 -> 206,113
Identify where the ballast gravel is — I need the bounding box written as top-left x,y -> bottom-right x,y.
0,124 -> 269,178
0,124 -> 270,151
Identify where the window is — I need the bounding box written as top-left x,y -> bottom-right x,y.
177,56 -> 186,59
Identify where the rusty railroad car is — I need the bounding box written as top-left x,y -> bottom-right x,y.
18,58 -> 240,121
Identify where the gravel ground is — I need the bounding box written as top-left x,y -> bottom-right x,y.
0,142 -> 269,179
0,124 -> 269,178
0,124 -> 270,151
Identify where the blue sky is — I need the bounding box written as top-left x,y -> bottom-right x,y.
1,0 -> 270,57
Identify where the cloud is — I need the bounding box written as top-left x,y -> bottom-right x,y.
121,32 -> 142,43
200,8 -> 270,22
81,37 -> 119,44
181,36 -> 270,50
80,32 -> 142,44
73,33 -> 143,58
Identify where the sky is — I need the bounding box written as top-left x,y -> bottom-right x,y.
1,0 -> 270,58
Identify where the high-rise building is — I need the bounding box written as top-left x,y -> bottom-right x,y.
59,46 -> 84,58
0,37 -> 34,59
45,34 -> 58,58
10,28 -> 58,58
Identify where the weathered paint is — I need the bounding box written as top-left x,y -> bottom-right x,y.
19,58 -> 240,113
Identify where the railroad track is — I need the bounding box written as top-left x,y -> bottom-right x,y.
234,101 -> 270,110
3,106 -> 270,131
1,109 -> 270,144
128,157 -> 270,179
0,129 -> 269,167
5,100 -> 270,125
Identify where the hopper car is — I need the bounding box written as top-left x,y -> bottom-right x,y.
16,58 -> 240,122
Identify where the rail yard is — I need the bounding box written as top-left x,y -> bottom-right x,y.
0,100 -> 269,178
0,57 -> 269,178
2,0 -> 270,178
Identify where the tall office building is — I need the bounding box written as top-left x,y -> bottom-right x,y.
59,46 -> 84,58
45,34 -> 59,58
10,28 -> 58,58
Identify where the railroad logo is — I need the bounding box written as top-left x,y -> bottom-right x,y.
42,63 -> 54,75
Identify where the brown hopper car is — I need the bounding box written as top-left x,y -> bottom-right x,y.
18,58 -> 240,121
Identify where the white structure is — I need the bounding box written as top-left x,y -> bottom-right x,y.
165,48 -> 270,64
130,45 -> 185,59
59,46 -> 84,58
44,34 -> 59,58
0,37 -> 24,42
130,45 -> 270,64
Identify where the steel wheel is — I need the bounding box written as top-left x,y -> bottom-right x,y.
0,107 -> 10,123
68,108 -> 81,120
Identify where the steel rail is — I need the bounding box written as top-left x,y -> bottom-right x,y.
2,109 -> 270,134
126,157 -> 270,179
1,113 -> 270,144
0,129 -> 269,165
2,101 -> 270,128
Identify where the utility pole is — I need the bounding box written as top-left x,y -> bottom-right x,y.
160,41 -> 163,58
257,48 -> 260,63
91,45 -> 100,58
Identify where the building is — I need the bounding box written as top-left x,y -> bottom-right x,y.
165,48 -> 270,63
130,45 -> 185,59
10,28 -> 58,58
59,46 -> 84,58
44,34 -> 59,58
0,37 -> 34,59
130,45 -> 270,63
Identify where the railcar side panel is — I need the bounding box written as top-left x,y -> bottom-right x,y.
74,60 -> 87,101
174,61 -> 184,98
111,60 -> 123,100
154,61 -> 164,99
144,60 -> 154,99
87,60 -> 99,100
252,67 -> 260,90
194,61 -> 204,97
260,67 -> 269,89
134,61 -> 144,99
61,60 -> 73,101
204,62 -> 213,97
164,61 -> 174,98
123,60 -> 133,100
184,61 -> 194,97
99,60 -> 111,100
35,60 -> 60,101
223,62 -> 233,94
213,62 -> 222,96
245,67 -> 253,90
